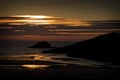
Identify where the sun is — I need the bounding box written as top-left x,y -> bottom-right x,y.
11,15 -> 53,19
3,15 -> 91,26
9,15 -> 57,25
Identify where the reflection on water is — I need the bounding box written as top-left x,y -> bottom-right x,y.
22,64 -> 50,69
0,53 -> 116,68
0,64 -> 50,70
33,54 -> 106,67
0,54 -> 106,67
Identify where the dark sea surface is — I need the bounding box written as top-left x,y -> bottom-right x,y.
0,40 -> 107,66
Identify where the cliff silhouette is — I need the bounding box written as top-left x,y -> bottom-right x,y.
43,32 -> 120,65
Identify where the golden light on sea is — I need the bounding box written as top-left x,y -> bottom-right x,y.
22,65 -> 49,69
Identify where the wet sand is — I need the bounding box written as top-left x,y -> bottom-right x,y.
0,58 -> 119,80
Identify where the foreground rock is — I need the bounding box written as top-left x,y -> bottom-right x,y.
42,32 -> 120,65
29,41 -> 54,48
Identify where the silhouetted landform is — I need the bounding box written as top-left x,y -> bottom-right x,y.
29,41 -> 54,48
43,32 -> 120,65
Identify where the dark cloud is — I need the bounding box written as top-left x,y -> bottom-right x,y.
0,20 -> 120,36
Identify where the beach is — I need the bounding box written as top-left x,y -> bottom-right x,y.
0,54 -> 119,80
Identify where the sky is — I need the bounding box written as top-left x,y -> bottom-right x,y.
0,15 -> 119,41
0,0 -> 120,41
0,0 -> 120,20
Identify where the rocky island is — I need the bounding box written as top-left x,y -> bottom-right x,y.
29,41 -> 54,48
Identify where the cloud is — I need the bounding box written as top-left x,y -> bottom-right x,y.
13,29 -> 25,32
0,27 -> 14,29
49,29 -> 120,32
54,32 -> 106,35
0,34 -> 100,41
0,16 -> 119,41
0,15 -> 91,26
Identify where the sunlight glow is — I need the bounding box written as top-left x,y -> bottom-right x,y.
0,15 -> 92,26
11,15 -> 53,19
22,65 -> 49,69
8,15 -> 57,25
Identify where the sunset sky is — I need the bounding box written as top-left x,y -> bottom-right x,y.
0,0 -> 120,20
0,0 -> 120,41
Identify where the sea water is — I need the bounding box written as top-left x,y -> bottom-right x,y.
0,40 -> 112,70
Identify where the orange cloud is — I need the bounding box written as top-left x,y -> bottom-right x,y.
0,34 -> 99,41
13,30 -> 25,32
0,15 -> 92,26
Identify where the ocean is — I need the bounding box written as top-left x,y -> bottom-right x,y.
0,41 -> 76,55
0,40 -> 115,70
0,40 -> 118,80
0,41 -> 110,67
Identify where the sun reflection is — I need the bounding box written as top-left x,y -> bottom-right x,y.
22,65 -> 49,69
